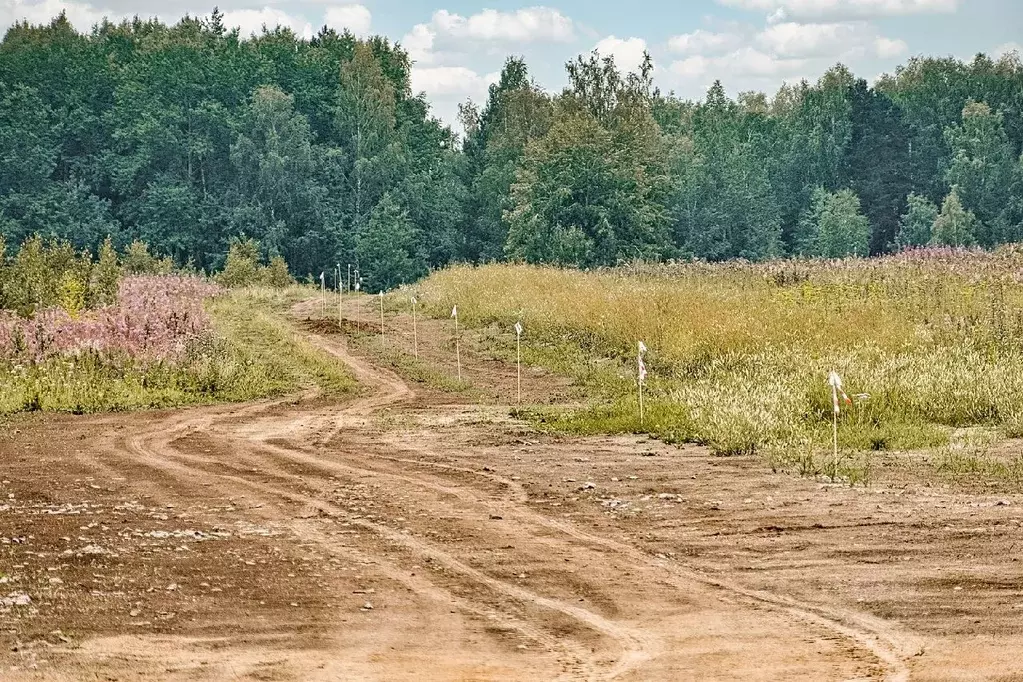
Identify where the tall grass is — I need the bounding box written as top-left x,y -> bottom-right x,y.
413,247 -> 1023,456
0,284 -> 355,414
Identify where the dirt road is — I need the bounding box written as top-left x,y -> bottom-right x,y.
2,297 -> 1021,680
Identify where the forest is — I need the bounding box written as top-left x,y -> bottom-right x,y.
1,10 -> 1023,290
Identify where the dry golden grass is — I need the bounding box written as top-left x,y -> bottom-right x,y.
409,249 -> 1023,462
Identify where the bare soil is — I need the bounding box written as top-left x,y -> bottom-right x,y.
1,296 -> 1021,681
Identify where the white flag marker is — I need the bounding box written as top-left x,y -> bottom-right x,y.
411,296 -> 419,359
827,370 -> 852,467
637,341 -> 648,426
514,321 -> 524,405
452,305 -> 461,381
320,271 -> 326,314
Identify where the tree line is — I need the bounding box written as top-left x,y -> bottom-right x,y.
1,10 -> 1022,290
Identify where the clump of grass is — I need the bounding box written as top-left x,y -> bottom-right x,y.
931,446 -> 1023,485
414,250 -> 1023,459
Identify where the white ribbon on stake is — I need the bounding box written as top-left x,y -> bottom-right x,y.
411,296 -> 419,359
451,305 -> 461,381
638,341 -> 648,426
320,271 -> 325,314
827,370 -> 852,464
514,321 -> 524,404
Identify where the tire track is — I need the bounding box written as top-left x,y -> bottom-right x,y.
105,421 -> 638,679
295,303 -> 914,682
79,298 -> 916,681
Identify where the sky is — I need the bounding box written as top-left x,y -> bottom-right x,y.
3,0 -> 1021,131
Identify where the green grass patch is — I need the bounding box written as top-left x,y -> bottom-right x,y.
930,447 -> 1023,485
345,323 -> 471,394
207,286 -> 357,399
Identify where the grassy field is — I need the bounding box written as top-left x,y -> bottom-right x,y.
0,285 -> 356,415
408,248 -> 1023,478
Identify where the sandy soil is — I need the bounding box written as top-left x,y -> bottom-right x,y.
1,296 -> 1021,681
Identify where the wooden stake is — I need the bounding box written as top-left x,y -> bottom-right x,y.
379,291 -> 385,347
833,408 -> 839,478
516,332 -> 521,404
638,377 -> 644,426
411,297 -> 419,359
514,321 -> 523,405
455,315 -> 461,382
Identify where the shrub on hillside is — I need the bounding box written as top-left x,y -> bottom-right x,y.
215,238 -> 296,288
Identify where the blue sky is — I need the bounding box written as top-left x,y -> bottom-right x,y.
3,0 -> 1021,130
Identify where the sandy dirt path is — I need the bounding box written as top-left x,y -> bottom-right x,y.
2,295 -> 1021,680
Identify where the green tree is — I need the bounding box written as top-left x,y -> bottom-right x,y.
944,101 -> 1017,244
505,109 -> 667,267
668,82 -> 781,261
230,85 -> 322,270
894,192 -> 939,249
0,83 -> 57,192
336,42 -> 399,235
459,58 -> 553,261
798,188 -> 870,258
216,237 -> 262,287
841,79 -> 913,254
930,186 -> 979,246
90,235 -> 121,306
355,194 -> 426,292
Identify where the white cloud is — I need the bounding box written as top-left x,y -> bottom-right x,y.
755,21 -> 911,60
323,4 -> 370,37
718,0 -> 957,20
757,21 -> 865,57
671,47 -> 806,80
593,35 -> 648,71
417,6 -> 574,45
668,29 -> 742,55
874,36 -> 908,57
410,65 -> 499,98
401,23 -> 436,64
0,1 -> 371,41
223,7 -> 313,39
401,6 -> 575,76
728,46 -> 807,76
671,55 -> 711,79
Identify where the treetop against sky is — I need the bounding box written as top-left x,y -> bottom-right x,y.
2,0 -> 1020,128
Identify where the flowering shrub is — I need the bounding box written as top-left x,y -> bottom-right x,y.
0,275 -> 221,364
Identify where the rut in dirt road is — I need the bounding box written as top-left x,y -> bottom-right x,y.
58,298 -> 919,681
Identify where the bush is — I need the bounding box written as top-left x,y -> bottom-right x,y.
215,238 -> 295,288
